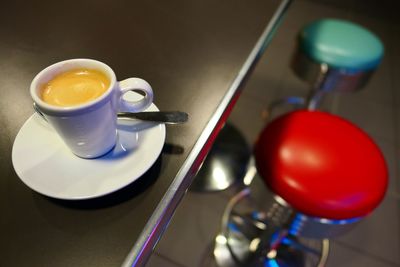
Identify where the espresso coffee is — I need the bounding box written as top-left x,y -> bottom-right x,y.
41,68 -> 110,107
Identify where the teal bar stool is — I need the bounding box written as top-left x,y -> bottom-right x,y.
276,19 -> 384,110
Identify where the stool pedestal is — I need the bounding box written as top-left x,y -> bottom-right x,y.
214,188 -> 329,267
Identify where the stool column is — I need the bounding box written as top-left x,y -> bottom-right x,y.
305,63 -> 329,110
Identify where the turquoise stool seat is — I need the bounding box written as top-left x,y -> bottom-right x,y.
300,19 -> 384,71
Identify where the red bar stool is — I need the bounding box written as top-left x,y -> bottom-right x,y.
214,110 -> 388,267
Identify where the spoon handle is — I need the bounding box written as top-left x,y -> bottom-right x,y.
118,111 -> 189,124
34,103 -> 188,125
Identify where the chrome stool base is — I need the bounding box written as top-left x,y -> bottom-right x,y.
214,189 -> 329,267
214,233 -> 329,267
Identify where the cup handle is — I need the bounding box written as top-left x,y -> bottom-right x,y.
118,78 -> 154,112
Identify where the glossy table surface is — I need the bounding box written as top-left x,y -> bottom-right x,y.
0,0 -> 290,266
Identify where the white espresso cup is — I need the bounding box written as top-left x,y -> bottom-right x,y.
30,58 -> 154,158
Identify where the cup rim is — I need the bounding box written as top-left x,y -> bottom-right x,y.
30,58 -> 117,115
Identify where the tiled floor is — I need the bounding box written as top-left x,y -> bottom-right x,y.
147,1 -> 400,266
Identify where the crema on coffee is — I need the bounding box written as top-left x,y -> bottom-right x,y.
41,68 -> 110,107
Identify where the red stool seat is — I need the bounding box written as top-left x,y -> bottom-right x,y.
255,110 -> 388,220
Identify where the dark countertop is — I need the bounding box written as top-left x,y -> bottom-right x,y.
0,0 -> 289,266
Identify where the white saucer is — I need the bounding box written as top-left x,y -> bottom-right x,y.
12,103 -> 166,200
